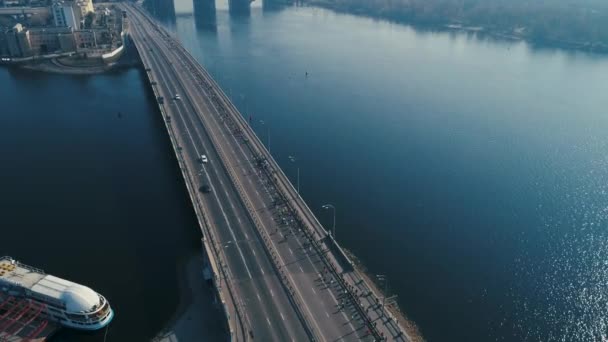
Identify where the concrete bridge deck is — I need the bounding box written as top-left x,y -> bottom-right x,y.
124,3 -> 408,341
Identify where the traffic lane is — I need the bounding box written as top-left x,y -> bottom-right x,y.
134,10 -> 354,340
206,127 -> 356,340
128,8 -> 318,342
147,42 -> 309,341
136,49 -> 248,342
166,66 -> 311,342
140,14 -> 396,340
166,66 -> 328,340
184,75 -> 360,340
142,44 -> 288,342
171,52 -> 354,335
132,24 -> 282,340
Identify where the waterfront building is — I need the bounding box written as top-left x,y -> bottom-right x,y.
0,3 -> 123,60
53,1 -> 82,28
75,0 -> 94,17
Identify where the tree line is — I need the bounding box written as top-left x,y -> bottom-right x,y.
303,0 -> 608,51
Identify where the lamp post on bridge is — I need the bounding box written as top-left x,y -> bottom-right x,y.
321,204 -> 335,239
288,155 -> 299,195
375,274 -> 397,318
259,120 -> 270,153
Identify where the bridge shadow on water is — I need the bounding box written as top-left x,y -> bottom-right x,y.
193,0 -> 217,33
144,0 -> 177,24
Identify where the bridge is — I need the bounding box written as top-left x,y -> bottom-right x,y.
123,3 -> 409,341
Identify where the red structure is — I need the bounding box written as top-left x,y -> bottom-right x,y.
0,293 -> 50,341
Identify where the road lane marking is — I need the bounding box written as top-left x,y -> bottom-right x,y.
149,54 -> 257,282
151,30 -> 355,335
137,18 -> 360,340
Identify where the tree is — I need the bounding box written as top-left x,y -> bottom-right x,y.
84,12 -> 96,29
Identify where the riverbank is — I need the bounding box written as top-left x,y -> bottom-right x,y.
151,251 -> 227,342
21,42 -> 138,74
19,58 -> 118,75
302,0 -> 608,54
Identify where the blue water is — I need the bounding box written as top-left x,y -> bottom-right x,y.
155,1 -> 608,340
2,0 -> 608,341
0,67 -> 225,341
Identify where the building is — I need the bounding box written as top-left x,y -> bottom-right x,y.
0,24 -> 32,57
52,1 -> 82,28
52,0 -> 94,28
0,3 -> 123,60
75,0 -> 94,17
73,29 -> 96,49
0,24 -> 78,57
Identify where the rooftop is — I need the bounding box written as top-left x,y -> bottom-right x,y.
0,257 -> 101,313
0,256 -> 46,290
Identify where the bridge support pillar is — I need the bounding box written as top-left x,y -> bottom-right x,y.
228,0 -> 252,13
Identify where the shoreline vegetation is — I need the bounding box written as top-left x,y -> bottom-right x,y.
301,0 -> 608,54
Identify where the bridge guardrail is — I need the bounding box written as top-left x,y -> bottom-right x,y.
126,9 -> 247,341
175,39 -> 406,342
133,4 -> 408,340
164,39 -> 321,342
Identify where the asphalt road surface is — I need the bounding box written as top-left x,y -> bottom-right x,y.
126,3 -> 407,341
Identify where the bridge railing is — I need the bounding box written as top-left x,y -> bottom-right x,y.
134,3 -> 408,340
126,8 -> 247,341
164,38 -> 321,342
174,37 -> 407,342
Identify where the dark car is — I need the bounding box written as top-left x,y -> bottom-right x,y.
199,185 -> 211,193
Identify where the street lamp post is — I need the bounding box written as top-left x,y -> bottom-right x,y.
288,155 -> 299,195
259,120 -> 270,152
375,274 -> 396,318
321,204 -> 336,239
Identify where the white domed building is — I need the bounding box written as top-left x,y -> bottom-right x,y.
0,257 -> 113,330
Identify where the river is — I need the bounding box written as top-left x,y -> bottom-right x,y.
3,0 -> 608,341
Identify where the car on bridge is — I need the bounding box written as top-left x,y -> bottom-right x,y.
174,94 -> 181,100
200,154 -> 208,163
199,184 -> 211,193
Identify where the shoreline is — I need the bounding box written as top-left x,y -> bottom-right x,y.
302,2 -> 608,55
18,59 -> 121,75
151,251 -> 227,342
5,39 -> 140,75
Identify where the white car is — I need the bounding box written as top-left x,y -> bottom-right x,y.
174,94 -> 181,100
201,155 -> 208,163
